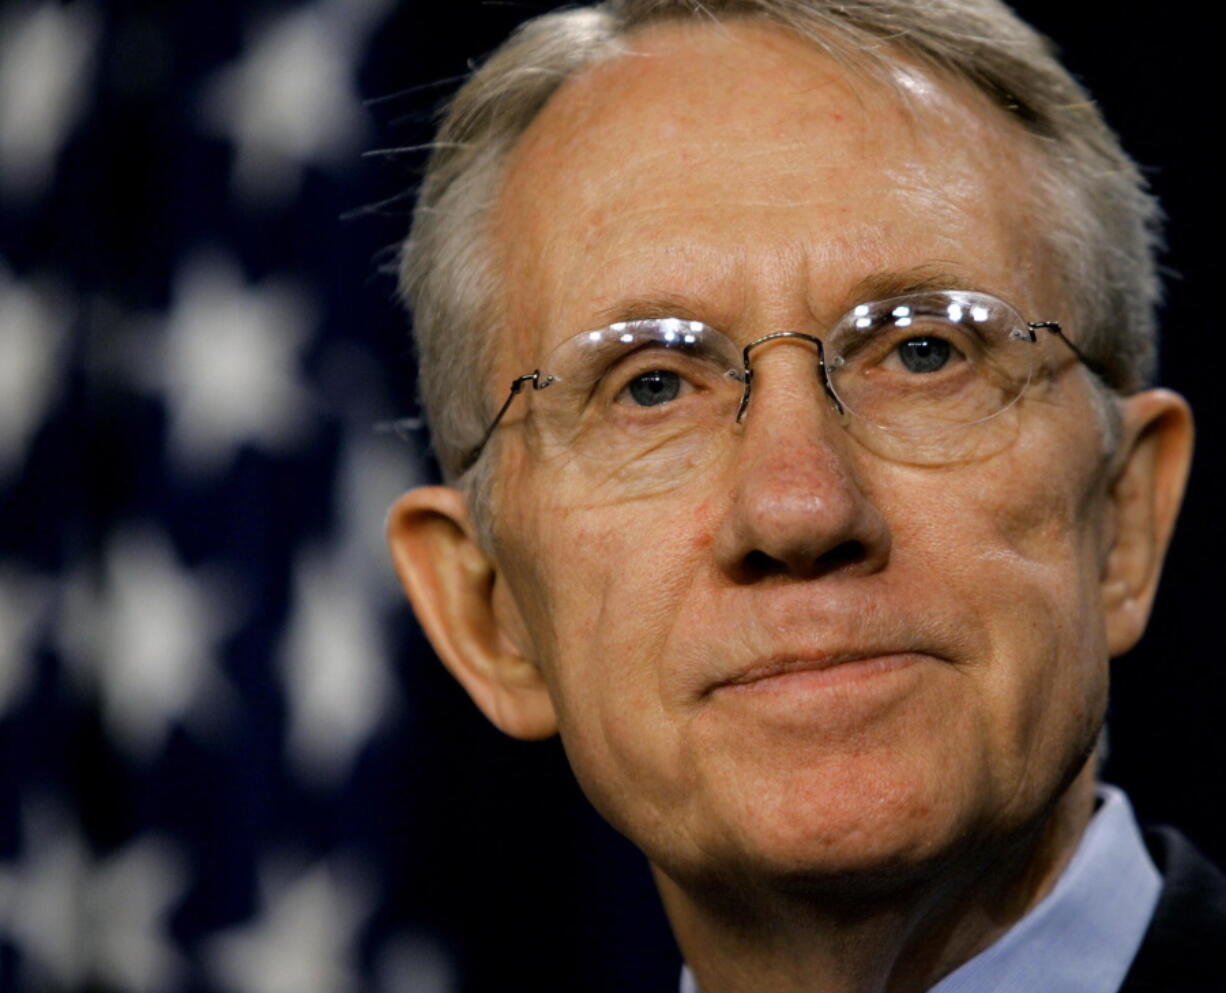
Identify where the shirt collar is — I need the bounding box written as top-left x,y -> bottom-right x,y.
680,784 -> 1159,993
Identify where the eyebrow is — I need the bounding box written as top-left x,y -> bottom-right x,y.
585,265 -> 983,331
845,266 -> 974,303
589,295 -> 710,329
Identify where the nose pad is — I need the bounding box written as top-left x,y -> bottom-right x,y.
736,331 -> 844,424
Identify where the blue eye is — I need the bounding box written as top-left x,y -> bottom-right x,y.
896,337 -> 951,373
627,369 -> 682,406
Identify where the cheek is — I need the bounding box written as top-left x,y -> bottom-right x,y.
896,441 -> 1110,800
502,491 -> 722,826
503,486 -> 715,704
899,398 -> 1109,607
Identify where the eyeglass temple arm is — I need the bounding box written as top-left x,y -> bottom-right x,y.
1029,321 -> 1111,382
461,370 -> 553,472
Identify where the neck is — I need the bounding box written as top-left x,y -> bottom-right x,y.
656,770 -> 1098,993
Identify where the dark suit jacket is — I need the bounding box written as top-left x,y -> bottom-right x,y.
1119,828 -> 1226,992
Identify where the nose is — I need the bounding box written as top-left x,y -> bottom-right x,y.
713,340 -> 892,582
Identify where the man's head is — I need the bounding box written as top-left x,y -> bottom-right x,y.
389,0 -> 1191,906
399,0 -> 1164,497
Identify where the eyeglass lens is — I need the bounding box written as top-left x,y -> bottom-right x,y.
502,291 -> 1050,481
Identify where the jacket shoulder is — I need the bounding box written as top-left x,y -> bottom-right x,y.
1119,827 -> 1226,993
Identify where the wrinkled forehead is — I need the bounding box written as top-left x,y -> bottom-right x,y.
488,17 -> 1050,371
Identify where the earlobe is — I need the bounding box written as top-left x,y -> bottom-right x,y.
386,486 -> 559,740
1101,389 -> 1194,656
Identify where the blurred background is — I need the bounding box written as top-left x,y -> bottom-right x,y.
0,1 -> 1221,991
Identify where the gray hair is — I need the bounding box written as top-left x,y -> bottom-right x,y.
399,0 -> 1161,499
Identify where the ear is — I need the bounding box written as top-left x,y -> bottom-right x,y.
1101,389 -> 1194,656
387,486 -> 559,740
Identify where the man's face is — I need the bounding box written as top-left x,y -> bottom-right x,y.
484,20 -> 1116,887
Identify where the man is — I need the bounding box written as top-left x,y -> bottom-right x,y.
386,1 -> 1222,989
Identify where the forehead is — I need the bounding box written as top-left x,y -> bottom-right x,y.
490,18 -> 1048,362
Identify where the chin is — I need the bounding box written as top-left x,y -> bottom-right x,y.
664,761 -> 988,901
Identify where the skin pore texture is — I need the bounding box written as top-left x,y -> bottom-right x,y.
388,17 -> 1193,993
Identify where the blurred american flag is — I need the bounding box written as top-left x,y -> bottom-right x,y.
2,0 -> 486,988
0,0 -> 458,988
0,0 -> 683,988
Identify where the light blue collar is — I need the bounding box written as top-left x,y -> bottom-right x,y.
679,784 -> 1159,993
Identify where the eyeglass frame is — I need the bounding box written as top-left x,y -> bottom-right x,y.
460,300 -> 1104,473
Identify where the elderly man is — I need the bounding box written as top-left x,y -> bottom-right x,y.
387,1 -> 1221,989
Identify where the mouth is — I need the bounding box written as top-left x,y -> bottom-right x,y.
708,652 -> 928,696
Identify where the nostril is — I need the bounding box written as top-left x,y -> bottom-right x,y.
740,539 -> 867,580
743,549 -> 776,576
823,540 -> 866,570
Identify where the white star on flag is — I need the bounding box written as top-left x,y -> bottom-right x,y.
0,564 -> 51,719
200,0 -> 393,203
0,800 -> 89,991
0,802 -> 188,993
59,525 -> 237,760
157,254 -> 316,477
279,544 -> 394,787
87,835 -> 188,993
0,0 -> 99,199
0,265 -> 71,481
205,855 -> 374,993
334,427 -> 428,607
374,932 -> 457,993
